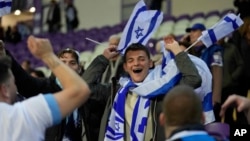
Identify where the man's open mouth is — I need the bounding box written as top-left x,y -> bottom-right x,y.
133,69 -> 143,73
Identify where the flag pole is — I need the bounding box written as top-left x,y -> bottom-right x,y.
184,39 -> 200,52
85,38 -> 102,45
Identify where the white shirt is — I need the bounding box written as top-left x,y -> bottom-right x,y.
0,94 -> 61,141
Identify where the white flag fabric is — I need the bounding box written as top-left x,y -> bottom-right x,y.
199,13 -> 243,47
117,0 -> 163,54
0,0 -> 12,17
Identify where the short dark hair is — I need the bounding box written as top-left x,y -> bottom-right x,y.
57,48 -> 80,64
123,43 -> 151,63
163,85 -> 203,126
0,56 -> 12,84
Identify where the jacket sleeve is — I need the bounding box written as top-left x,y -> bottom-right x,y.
81,55 -> 111,102
6,50 -> 56,98
175,51 -> 202,89
82,55 -> 109,84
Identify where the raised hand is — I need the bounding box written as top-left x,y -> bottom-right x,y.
27,36 -> 54,60
163,36 -> 182,55
102,45 -> 119,60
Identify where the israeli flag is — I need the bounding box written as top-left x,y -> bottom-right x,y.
199,13 -> 243,47
117,0 -> 163,54
0,0 -> 12,17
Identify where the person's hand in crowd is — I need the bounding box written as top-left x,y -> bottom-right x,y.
102,45 -> 119,60
220,94 -> 250,124
27,36 -> 54,60
163,36 -> 182,55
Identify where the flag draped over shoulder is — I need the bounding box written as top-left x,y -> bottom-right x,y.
117,0 -> 163,54
0,0 -> 12,17
104,49 -> 182,141
198,13 -> 243,47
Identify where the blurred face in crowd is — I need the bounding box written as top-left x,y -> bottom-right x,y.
123,46 -> 153,83
58,50 -> 81,74
109,37 -> 120,47
0,70 -> 17,104
189,30 -> 202,45
109,36 -> 120,61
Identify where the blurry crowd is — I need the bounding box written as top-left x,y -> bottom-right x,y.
46,0 -> 79,33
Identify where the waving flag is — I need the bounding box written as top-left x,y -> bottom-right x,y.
117,0 -> 163,54
200,13 -> 243,47
185,13 -> 243,51
0,0 -> 12,17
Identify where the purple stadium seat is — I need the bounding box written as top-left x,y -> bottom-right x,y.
221,9 -> 236,17
189,12 -> 205,26
205,10 -> 220,19
175,14 -> 191,22
191,12 -> 205,20
205,122 -> 229,140
163,15 -> 176,22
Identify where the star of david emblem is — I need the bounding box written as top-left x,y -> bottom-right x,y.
134,26 -> 144,39
115,122 -> 120,131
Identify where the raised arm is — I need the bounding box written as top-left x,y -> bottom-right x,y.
164,37 -> 202,89
27,36 -> 90,118
82,46 -> 119,84
0,40 -> 58,98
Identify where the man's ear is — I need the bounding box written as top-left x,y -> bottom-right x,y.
0,84 -> 8,98
123,63 -> 128,73
159,112 -> 166,127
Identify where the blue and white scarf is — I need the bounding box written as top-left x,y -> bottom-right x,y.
104,50 -> 181,141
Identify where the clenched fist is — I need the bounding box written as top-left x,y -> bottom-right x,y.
163,36 -> 182,55
27,36 -> 54,60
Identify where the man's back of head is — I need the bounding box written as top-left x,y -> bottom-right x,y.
162,85 -> 203,127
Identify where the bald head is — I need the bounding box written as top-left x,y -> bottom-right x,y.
109,35 -> 120,47
163,85 -> 203,126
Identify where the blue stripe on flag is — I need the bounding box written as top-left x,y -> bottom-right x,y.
223,16 -> 239,30
207,29 -> 217,44
161,52 -> 175,75
138,11 -> 161,43
145,73 -> 182,98
106,134 -> 123,140
121,6 -> 147,51
106,126 -> 117,135
202,92 -> 213,112
0,1 -> 12,8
